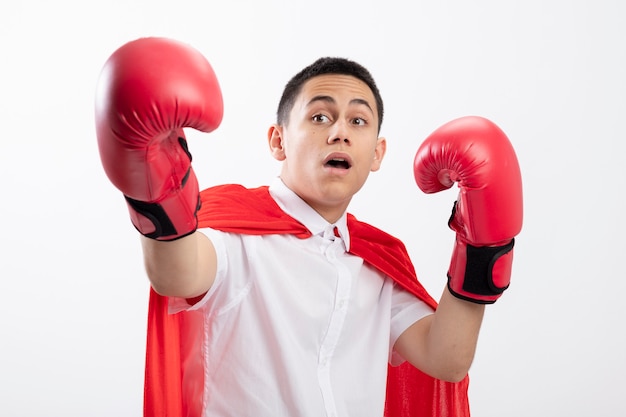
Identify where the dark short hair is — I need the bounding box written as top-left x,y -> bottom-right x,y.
276,57 -> 384,133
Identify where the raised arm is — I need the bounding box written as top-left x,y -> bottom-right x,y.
95,37 -> 223,298
395,116 -> 523,381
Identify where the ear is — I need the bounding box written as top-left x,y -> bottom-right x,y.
267,124 -> 286,161
370,136 -> 387,172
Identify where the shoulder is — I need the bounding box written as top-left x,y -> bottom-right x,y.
200,184 -> 269,201
198,184 -> 271,221
346,213 -> 408,251
198,184 -> 310,238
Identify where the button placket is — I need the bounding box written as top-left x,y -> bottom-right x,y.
317,228 -> 351,417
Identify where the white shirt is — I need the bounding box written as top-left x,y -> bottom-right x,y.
170,178 -> 433,417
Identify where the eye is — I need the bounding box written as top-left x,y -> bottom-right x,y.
352,117 -> 367,126
312,114 -> 330,123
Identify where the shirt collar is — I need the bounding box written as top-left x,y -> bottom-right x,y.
269,177 -> 350,250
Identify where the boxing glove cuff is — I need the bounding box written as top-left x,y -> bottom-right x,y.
447,238 -> 515,304
124,168 -> 201,241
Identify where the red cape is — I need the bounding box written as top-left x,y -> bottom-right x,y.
143,184 -> 470,416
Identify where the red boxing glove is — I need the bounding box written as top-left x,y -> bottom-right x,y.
95,37 -> 223,240
414,116 -> 523,303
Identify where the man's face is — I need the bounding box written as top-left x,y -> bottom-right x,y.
268,74 -> 386,222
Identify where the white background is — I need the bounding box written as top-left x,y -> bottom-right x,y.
1,0 -> 624,416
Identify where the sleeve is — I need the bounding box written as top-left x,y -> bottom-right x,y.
389,283 -> 434,366
167,227 -> 230,314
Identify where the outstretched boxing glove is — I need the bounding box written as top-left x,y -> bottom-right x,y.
413,116 -> 523,304
95,37 -> 223,240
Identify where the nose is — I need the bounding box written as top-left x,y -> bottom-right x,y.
327,120 -> 351,145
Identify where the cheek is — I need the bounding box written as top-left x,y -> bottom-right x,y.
370,153 -> 382,171
284,142 -> 310,168
353,153 -> 376,175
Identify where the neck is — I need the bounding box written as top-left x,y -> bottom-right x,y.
278,176 -> 350,224
307,198 -> 350,224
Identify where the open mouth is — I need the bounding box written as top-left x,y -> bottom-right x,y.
324,152 -> 353,170
325,158 -> 351,169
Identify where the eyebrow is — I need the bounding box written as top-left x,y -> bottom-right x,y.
307,95 -> 374,114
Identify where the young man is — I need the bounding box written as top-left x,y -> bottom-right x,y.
95,38 -> 523,417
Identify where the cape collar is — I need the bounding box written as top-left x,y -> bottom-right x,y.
269,177 -> 350,250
